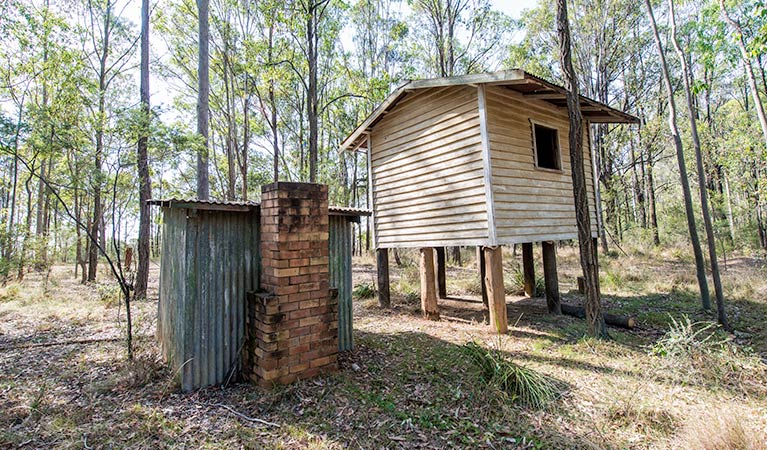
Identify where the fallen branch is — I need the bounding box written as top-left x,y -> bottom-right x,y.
209,402 -> 280,428
0,335 -> 151,351
561,304 -> 637,329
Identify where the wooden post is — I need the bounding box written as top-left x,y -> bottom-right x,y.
376,248 -> 390,308
477,247 -> 489,319
522,242 -> 535,297
436,247 -> 447,298
542,241 -> 562,314
483,246 -> 508,334
419,248 -> 439,320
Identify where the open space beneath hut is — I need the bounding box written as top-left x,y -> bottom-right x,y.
1,244 -> 766,449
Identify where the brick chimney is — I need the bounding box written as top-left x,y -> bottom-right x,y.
244,182 -> 338,386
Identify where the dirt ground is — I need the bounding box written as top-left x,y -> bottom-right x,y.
1,246 -> 766,449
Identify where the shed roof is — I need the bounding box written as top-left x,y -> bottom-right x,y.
341,69 -> 639,151
148,198 -> 370,218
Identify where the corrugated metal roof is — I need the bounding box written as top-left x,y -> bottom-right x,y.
340,69 -> 640,150
148,198 -> 371,216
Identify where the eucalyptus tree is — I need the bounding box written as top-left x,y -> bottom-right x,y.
408,0 -> 512,77
719,0 -> 767,148
668,0 -> 729,329
79,0 -> 138,281
645,0 -> 712,311
197,0 -> 211,199
135,0 -> 152,299
556,0 -> 607,337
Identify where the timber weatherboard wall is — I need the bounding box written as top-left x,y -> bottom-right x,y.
344,71 -> 637,250
369,85 -> 490,248
155,202 -> 361,392
485,85 -> 599,244
366,83 -> 601,249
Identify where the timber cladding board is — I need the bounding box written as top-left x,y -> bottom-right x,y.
370,86 -> 490,248
364,83 -> 602,249
485,85 -> 598,244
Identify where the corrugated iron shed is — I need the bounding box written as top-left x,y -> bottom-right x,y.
151,198 -> 368,391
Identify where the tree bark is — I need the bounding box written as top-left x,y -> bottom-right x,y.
669,0 -> 729,330
135,0 -> 152,300
196,0 -> 210,199
556,0 -> 607,337
307,1 -> 320,182
646,149 -> 660,245
645,0 -> 711,310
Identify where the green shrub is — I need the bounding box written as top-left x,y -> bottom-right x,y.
505,267 -> 544,297
651,315 -> 767,394
461,341 -> 561,409
97,284 -> 122,308
0,284 -> 20,303
404,291 -> 419,303
651,315 -> 719,358
352,282 -> 376,300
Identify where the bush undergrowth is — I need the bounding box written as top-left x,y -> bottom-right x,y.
461,341 -> 562,409
651,315 -> 767,395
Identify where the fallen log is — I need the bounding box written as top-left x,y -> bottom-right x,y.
561,304 -> 637,329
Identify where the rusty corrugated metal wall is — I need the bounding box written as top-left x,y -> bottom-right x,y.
158,208 -> 260,392
329,215 -> 353,351
158,207 -> 355,391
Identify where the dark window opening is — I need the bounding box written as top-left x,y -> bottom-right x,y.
534,124 -> 561,170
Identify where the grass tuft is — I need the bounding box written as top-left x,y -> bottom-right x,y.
651,315 -> 767,394
352,282 -> 376,300
503,266 -> 544,297
651,315 -> 720,358
461,341 -> 561,409
680,408 -> 767,450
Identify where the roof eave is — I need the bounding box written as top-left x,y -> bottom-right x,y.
340,70 -> 639,150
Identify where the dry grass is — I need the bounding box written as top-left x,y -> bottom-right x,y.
676,408 -> 767,450
1,246 -> 766,449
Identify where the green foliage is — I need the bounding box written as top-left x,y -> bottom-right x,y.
650,315 -> 767,394
505,266 -> 544,297
352,282 -> 376,299
0,284 -> 20,303
651,315 -> 720,358
461,341 -> 562,409
98,284 -> 122,308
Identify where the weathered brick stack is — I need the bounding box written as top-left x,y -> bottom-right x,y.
245,182 -> 338,386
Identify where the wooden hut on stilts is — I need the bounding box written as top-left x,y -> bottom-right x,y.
340,70 -> 638,332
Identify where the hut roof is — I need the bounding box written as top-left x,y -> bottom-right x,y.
341,69 -> 640,151
148,198 -> 370,218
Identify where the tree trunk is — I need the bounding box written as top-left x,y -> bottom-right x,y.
196,0 -> 210,200
669,0 -> 729,329
135,0 -> 152,300
307,2 -> 319,183
645,0 -> 711,310
646,149 -> 660,245
723,173 -> 736,242
556,0 -> 607,337
450,246 -> 461,266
